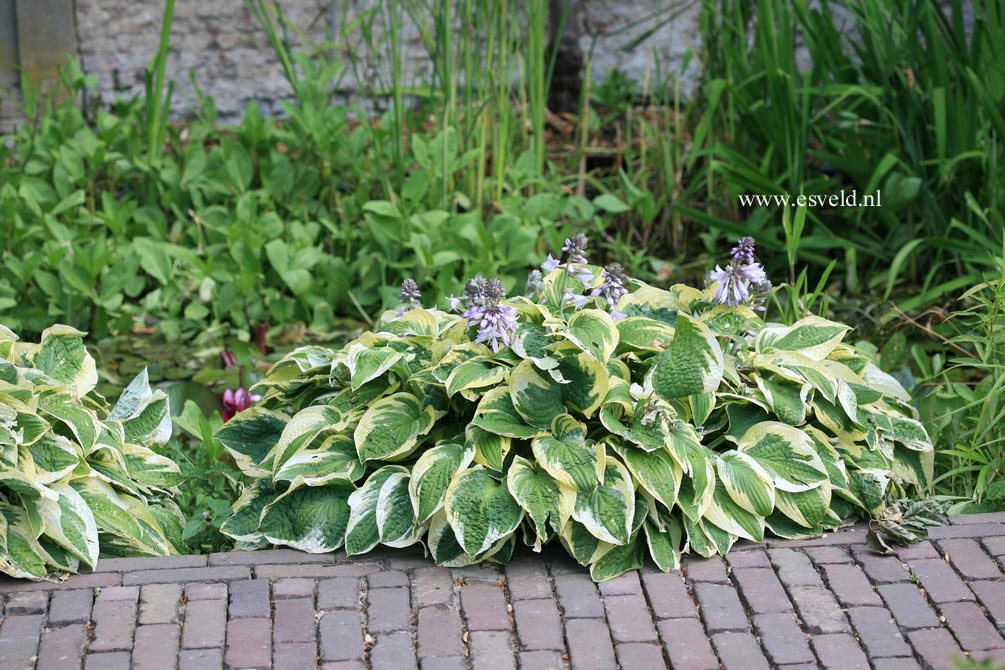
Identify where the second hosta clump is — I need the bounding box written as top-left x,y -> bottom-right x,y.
219,241 -> 933,580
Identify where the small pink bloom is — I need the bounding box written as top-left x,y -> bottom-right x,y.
222,387 -> 261,422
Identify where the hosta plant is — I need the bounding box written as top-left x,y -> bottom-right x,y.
219,238 -> 934,580
0,325 -> 182,580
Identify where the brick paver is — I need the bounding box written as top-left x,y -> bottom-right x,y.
0,515 -> 1003,668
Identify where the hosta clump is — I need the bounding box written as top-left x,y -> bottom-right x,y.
219,247 -> 933,580
0,325 -> 183,580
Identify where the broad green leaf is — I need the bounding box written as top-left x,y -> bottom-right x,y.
354,392 -> 435,462
345,466 -> 408,555
531,415 -> 600,492
217,408 -> 288,477
121,443 -> 184,489
570,458 -> 635,545
471,387 -> 545,439
665,424 -> 716,520
409,442 -> 475,523
30,325 -> 98,396
377,471 -> 422,547
39,399 -> 99,453
612,441 -> 681,511
444,467 -> 524,556
268,405 -> 347,470
259,483 -> 353,552
739,423 -> 828,493
43,484 -> 99,567
564,309 -> 619,363
507,456 -> 562,551
716,451 -> 776,517
703,481 -> 765,542
653,314 -> 723,400
445,360 -> 507,398
343,343 -> 403,391
27,434 -> 80,484
615,317 -> 675,353
774,484 -> 831,529
509,360 -> 565,429
756,316 -> 850,361
273,435 -> 365,486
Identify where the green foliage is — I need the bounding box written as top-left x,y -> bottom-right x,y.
218,267 -> 933,580
0,325 -> 182,579
691,0 -> 1005,303
911,252 -> 1005,511
166,400 -> 246,554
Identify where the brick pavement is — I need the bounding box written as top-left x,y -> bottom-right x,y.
0,514 -> 1003,669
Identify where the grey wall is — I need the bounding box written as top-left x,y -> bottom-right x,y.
1,0 -> 702,132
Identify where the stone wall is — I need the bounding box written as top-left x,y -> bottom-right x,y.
2,0 -> 703,131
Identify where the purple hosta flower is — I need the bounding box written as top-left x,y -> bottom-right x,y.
398,278 -> 422,315
730,236 -> 757,265
525,269 -> 544,299
709,264 -> 750,306
541,254 -> 560,274
563,289 -> 590,310
447,295 -> 464,312
593,263 -> 629,310
562,233 -> 589,265
710,237 -> 772,308
222,388 -> 261,422
463,277 -> 519,352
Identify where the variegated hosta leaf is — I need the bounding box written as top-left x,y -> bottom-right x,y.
563,309 -> 619,364
465,425 -> 511,472
345,466 -> 408,555
120,443 -> 184,489
569,458 -> 635,545
510,359 -> 566,429
531,415 -> 602,492
507,456 -> 563,551
259,482 -> 353,552
704,480 -> 765,542
653,313 -> 724,400
665,424 -> 716,520
774,483 -> 832,529
590,533 -> 644,582
72,477 -> 173,556
644,507 -> 684,572
552,343 -> 609,418
471,387 -> 544,439
29,325 -> 99,397
409,442 -> 475,523
739,423 -> 829,493
342,343 -> 404,391
612,440 -> 681,512
716,451 -> 776,517
265,405 -> 348,471
376,471 -> 423,547
273,435 -> 365,487
220,478 -> 277,544
445,360 -> 507,398
353,392 -> 436,463
217,408 -> 288,477
444,467 -> 524,556
754,374 -> 809,426
615,317 -> 675,353
755,315 -> 851,361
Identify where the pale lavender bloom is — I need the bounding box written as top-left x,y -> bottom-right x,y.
738,262 -> 766,284
525,270 -> 544,298
398,278 -> 422,314
463,276 -> 518,351
593,262 -> 629,309
448,295 -> 464,312
731,237 -> 757,265
542,254 -> 560,273
562,233 -> 589,265
572,265 -> 594,286
710,264 -> 750,306
564,289 -> 590,310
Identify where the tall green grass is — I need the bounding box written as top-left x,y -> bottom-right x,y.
689,0 -> 1004,303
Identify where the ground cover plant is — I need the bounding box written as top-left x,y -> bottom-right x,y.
219,238 -> 933,580
0,325 -> 182,579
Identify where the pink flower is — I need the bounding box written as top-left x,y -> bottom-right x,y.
222,388 -> 261,422
220,350 -> 238,369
